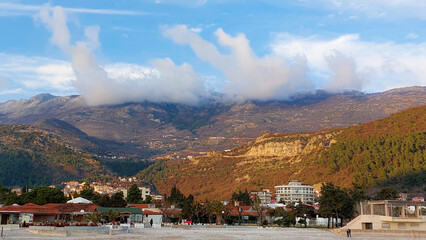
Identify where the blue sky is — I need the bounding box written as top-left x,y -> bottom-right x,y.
0,0 -> 425,105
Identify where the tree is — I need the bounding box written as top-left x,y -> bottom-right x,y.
0,184 -> 10,203
231,189 -> 252,206
252,196 -> 265,226
33,187 -> 66,205
208,201 -> 224,225
76,187 -> 101,203
275,211 -> 296,227
12,186 -> 66,205
319,183 -> 354,228
85,212 -> 102,225
98,194 -> 111,207
374,187 -> 399,200
182,194 -> 195,221
110,191 -> 126,207
167,186 -> 185,208
294,204 -> 315,227
104,209 -> 120,223
143,195 -> 152,204
127,184 -> 142,204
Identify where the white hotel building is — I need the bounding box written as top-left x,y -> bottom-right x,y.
275,180 -> 315,204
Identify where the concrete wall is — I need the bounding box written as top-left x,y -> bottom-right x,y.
144,215 -> 162,227
346,215 -> 426,231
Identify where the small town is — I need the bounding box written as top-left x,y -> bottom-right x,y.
0,179 -> 425,238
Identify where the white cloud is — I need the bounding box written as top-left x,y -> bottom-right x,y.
0,3 -> 145,17
0,53 -> 75,92
189,27 -> 203,33
0,88 -> 23,95
320,0 -> 426,19
163,25 -> 313,101
325,50 -> 368,92
271,33 -> 426,92
406,33 -> 418,40
154,0 -> 208,8
37,6 -> 205,106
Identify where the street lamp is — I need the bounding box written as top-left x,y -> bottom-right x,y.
221,211 -> 224,225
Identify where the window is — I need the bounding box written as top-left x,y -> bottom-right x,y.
382,223 -> 390,228
363,222 -> 373,229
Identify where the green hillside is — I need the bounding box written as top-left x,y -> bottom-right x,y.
0,125 -> 108,187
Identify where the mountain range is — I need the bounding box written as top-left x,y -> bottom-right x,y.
0,86 -> 425,192
137,105 -> 426,200
0,87 -> 425,161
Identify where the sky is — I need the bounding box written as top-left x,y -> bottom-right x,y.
0,0 -> 425,105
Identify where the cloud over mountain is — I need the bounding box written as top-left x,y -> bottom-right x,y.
164,25 -> 313,101
37,6 -> 205,106
271,33 -> 426,92
31,5 -> 426,106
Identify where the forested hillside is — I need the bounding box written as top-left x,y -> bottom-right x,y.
0,125 -> 108,186
137,106 -> 426,200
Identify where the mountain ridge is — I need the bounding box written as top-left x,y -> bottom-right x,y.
136,105 -> 426,200
0,86 -> 425,159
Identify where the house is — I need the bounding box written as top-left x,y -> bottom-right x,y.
44,203 -> 98,225
130,204 -> 162,227
159,207 -> 182,224
0,203 -> 60,225
138,187 -> 151,201
11,187 -> 22,195
345,200 -> 426,230
275,180 -> 315,204
95,207 -> 143,224
226,206 -> 267,224
142,209 -> 162,227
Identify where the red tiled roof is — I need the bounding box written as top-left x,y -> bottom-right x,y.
130,204 -> 155,209
143,209 -> 162,215
160,208 -> 182,217
44,203 -> 99,213
0,203 -> 60,214
228,210 -> 267,216
227,206 -> 252,212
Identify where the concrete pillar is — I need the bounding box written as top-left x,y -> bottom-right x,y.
370,203 -> 374,215
401,205 -> 406,218
385,202 -> 389,216
415,205 -> 419,217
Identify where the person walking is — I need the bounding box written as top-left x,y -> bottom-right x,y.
150,218 -> 153,227
346,228 -> 351,237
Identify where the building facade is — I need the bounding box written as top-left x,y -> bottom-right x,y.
274,180 -> 315,203
249,189 -> 272,204
345,200 -> 426,231
138,187 -> 151,201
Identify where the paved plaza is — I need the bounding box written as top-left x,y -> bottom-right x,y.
0,226 -> 423,240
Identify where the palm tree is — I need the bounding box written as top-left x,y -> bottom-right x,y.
208,201 -> 224,225
85,212 -> 102,225
104,209 -> 120,223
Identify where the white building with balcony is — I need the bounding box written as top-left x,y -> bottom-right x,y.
275,180 -> 315,203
